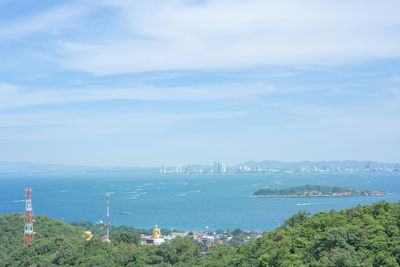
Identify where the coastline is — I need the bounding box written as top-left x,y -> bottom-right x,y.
251,193 -> 390,198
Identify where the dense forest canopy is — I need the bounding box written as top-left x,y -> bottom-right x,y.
1,201 -> 400,266
253,184 -> 385,197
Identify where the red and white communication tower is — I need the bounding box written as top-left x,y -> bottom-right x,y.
24,188 -> 34,244
106,192 -> 110,241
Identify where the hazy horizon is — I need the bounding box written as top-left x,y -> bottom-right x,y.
1,1 -> 399,166
0,159 -> 398,169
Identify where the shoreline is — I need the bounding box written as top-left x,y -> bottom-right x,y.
251,193 -> 390,198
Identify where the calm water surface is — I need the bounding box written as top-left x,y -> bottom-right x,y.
1,172 -> 399,231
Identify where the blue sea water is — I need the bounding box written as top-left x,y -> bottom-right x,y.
1,172 -> 399,231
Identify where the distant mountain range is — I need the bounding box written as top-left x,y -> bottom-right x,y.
0,160 -> 398,174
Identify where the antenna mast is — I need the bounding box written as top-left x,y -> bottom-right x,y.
24,188 -> 34,244
106,192 -> 110,241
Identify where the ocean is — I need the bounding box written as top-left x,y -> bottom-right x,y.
1,172 -> 399,231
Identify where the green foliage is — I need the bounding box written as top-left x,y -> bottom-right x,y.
232,228 -> 242,236
201,243 -> 239,266
228,235 -> 245,247
2,201 -> 400,266
0,213 -> 82,264
232,201 -> 400,267
114,233 -> 140,244
282,210 -> 311,228
254,184 -> 381,196
71,221 -> 175,238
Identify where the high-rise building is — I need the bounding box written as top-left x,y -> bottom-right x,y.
221,163 -> 226,173
365,162 -> 371,170
214,162 -> 219,173
213,162 -> 226,174
160,165 -> 166,174
313,165 -> 319,172
394,164 -> 400,172
175,166 -> 182,174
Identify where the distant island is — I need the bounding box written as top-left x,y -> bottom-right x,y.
253,185 -> 388,197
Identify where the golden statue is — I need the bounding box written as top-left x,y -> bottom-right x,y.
83,231 -> 93,241
153,225 -> 161,239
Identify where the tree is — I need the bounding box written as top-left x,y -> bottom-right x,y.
282,210 -> 311,228
114,232 -> 140,244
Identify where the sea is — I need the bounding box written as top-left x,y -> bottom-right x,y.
1,172 -> 399,231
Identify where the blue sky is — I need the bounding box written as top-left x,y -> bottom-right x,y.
0,0 -> 400,166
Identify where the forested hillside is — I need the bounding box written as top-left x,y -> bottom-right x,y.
253,184 -> 386,197
1,201 -> 400,266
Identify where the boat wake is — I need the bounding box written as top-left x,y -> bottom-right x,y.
120,211 -> 133,215
296,202 -> 322,206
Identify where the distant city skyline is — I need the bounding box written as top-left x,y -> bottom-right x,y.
1,159 -> 399,173
1,1 -> 400,166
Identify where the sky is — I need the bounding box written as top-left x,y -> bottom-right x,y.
0,0 -> 400,166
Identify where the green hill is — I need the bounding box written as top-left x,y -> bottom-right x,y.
1,201 -> 400,266
208,201 -> 400,266
253,184 -> 387,197
0,214 -> 82,250
0,213 -> 83,265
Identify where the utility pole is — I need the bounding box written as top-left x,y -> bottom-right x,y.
106,192 -> 110,241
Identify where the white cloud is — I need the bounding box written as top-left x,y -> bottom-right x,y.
0,82 -> 279,109
0,106 -> 249,145
1,0 -> 399,75
0,2 -> 91,40
2,1 -> 400,165
0,80 -> 397,109
52,0 -> 400,75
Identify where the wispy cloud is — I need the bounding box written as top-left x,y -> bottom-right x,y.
1,1 -> 399,164
2,1 -> 399,75
0,107 -> 250,143
0,82 -> 279,109
50,0 -> 400,75
1,79 -> 398,109
0,2 -> 91,41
